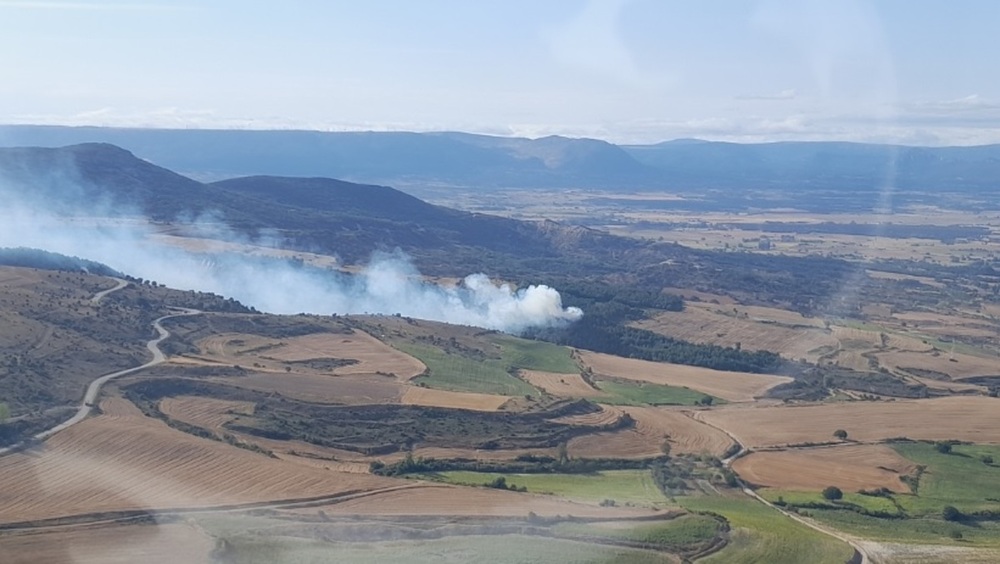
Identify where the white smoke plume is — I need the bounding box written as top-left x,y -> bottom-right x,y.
0,182 -> 582,334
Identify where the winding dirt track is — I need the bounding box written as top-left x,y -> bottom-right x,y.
692,410 -> 872,564
0,280 -> 201,455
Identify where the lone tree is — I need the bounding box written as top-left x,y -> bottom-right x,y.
833,429 -> 848,440
822,486 -> 844,501
942,505 -> 963,522
936,442 -> 953,454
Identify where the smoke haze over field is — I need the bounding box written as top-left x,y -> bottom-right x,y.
0,185 -> 582,334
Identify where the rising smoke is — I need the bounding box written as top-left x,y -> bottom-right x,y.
0,179 -> 582,334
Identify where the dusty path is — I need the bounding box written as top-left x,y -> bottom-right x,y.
90,277 -> 128,304
0,276 -> 201,455
691,409 -> 872,564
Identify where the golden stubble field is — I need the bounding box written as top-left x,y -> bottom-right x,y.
732,444 -> 918,492
567,405 -> 734,458
0,398 -> 395,524
579,350 -> 791,402
698,396 -> 1000,449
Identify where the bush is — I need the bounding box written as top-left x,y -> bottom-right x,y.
822,486 -> 844,501
833,429 -> 848,440
982,455 -> 994,465
935,442 -> 953,454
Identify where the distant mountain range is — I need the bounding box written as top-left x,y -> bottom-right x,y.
2,125 -> 998,194
0,143 -> 636,270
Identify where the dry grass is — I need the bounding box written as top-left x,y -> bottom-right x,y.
520,370 -> 604,398
0,522 -> 215,564
568,406 -> 733,458
400,386 -> 510,411
0,398 -> 394,524
733,444 -> 917,493
579,351 -> 791,402
698,396 -> 1000,449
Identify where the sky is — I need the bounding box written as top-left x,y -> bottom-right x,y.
1,0 -> 999,145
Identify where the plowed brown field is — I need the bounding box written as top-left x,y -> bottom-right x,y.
579,351 -> 791,402
699,396 -> 1000,448
521,370 -> 604,397
568,406 -> 733,458
733,444 -> 918,492
400,386 -> 510,411
0,398 -> 394,524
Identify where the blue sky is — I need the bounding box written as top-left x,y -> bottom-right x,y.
2,0 -> 999,145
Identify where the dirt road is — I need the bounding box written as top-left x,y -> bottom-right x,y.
0,276 -> 201,455
692,409 -> 872,564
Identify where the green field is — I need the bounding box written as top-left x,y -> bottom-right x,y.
492,335 -> 580,373
395,342 -> 538,396
677,494 -> 854,564
889,443 -> 1000,516
215,534 -> 672,564
417,470 -> 668,505
760,489 -> 902,516
595,378 -> 721,406
395,336 -> 578,396
766,443 -> 1000,547
554,513 -> 721,550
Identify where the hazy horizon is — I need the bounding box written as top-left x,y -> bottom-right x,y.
2,1 -> 999,146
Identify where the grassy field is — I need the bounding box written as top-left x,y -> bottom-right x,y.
415,470 -> 669,506
394,336 -> 577,396
554,513 -> 721,551
595,379 -> 720,407
760,489 -> 902,516
395,342 -> 538,396
764,443 -> 1000,547
677,494 -> 854,564
214,534 -> 673,564
890,442 -> 1000,516
807,508 -> 1000,547
492,335 -> 580,373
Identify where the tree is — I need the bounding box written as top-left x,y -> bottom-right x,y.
822,486 -> 843,501
936,442 -> 953,454
833,429 -> 848,440
942,505 -> 962,522
981,455 -> 994,465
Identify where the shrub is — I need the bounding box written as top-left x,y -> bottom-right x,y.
833,429 -> 848,440
935,442 -> 953,454
822,486 -> 844,501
